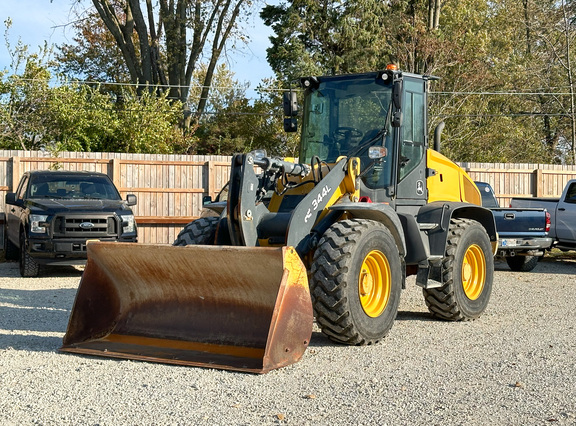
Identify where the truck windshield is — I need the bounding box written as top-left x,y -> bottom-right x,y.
299,75 -> 393,176
28,175 -> 122,200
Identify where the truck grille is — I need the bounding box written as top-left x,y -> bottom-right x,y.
53,215 -> 118,237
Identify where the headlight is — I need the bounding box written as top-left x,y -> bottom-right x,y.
120,214 -> 135,234
30,214 -> 49,233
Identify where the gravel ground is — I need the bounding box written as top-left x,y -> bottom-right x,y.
1,256 -> 576,425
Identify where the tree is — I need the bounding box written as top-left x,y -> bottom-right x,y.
0,20 -> 55,150
261,0 -> 393,80
189,66 -> 297,156
90,0 -> 251,124
56,11 -> 131,84
0,21 -> 189,154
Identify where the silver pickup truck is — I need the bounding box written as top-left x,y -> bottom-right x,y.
510,179 -> 576,251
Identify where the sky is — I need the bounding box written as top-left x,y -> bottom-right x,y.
0,0 -> 276,95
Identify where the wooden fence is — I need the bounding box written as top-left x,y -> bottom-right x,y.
461,162 -> 576,207
1,150 -> 576,244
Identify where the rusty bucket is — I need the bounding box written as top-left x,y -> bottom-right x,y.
60,243 -> 313,373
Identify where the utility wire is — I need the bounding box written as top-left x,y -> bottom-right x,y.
9,77 -> 576,95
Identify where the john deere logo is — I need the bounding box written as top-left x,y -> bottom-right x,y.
79,222 -> 95,229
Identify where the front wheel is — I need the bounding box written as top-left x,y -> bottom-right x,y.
424,218 -> 493,321
19,232 -> 39,277
173,217 -> 219,246
310,219 -> 404,345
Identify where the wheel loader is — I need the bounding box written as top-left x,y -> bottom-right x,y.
61,65 -> 497,373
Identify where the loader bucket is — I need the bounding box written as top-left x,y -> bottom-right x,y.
60,243 -> 313,374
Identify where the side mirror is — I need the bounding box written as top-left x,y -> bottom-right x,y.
202,195 -> 213,205
283,92 -> 298,117
126,194 -> 137,206
284,118 -> 297,133
5,193 -> 17,205
283,92 -> 298,133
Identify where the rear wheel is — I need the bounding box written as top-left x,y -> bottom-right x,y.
424,218 -> 493,321
310,219 -> 403,345
173,217 -> 219,246
506,255 -> 539,272
19,232 -> 39,277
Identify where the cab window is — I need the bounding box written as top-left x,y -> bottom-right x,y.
399,79 -> 425,181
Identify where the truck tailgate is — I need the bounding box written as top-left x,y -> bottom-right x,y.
491,208 -> 548,237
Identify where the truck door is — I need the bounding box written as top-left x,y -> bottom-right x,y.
7,175 -> 29,246
556,180 -> 576,243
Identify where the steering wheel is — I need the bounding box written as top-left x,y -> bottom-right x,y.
333,127 -> 363,139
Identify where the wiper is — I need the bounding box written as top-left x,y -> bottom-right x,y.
348,102 -> 393,158
37,195 -> 65,199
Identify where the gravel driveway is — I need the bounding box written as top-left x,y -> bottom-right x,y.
1,256 -> 575,425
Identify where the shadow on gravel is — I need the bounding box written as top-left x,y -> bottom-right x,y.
0,260 -> 84,278
308,310 -> 434,348
0,333 -> 64,352
494,257 -> 576,275
395,310 -> 434,322
0,261 -> 81,352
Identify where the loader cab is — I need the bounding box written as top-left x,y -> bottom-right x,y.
298,69 -> 428,208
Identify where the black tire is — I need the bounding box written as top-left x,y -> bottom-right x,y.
19,232 -> 39,277
506,255 -> 539,272
173,217 -> 219,246
4,227 -> 19,261
310,219 -> 404,345
424,218 -> 493,321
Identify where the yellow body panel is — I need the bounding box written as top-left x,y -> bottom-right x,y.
267,159 -> 360,214
426,149 -> 481,206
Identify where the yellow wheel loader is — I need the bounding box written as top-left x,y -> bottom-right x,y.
61,66 -> 497,373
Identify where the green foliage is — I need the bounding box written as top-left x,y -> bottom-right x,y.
261,0 -> 576,164
55,11 -> 131,84
191,73 -> 298,156
261,0 -> 393,79
0,23 -> 190,154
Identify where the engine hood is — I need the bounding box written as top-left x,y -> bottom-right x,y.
27,198 -> 132,214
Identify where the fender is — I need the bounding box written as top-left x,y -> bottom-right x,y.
328,202 -> 407,257
417,201 -> 498,258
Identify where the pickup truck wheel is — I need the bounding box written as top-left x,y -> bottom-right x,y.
19,232 -> 39,277
310,219 -> 403,345
506,255 -> 539,272
4,229 -> 19,261
173,217 -> 219,246
423,218 -> 493,321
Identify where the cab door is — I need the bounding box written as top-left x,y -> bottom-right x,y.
556,180 -> 576,243
395,76 -> 427,212
6,175 -> 29,247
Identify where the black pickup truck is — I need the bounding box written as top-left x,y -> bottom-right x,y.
476,182 -> 552,271
3,170 -> 138,277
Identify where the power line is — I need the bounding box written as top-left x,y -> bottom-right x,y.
4,77 -> 289,92
430,91 -> 576,96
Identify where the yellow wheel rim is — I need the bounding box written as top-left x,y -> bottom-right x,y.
462,244 -> 486,300
358,250 -> 391,317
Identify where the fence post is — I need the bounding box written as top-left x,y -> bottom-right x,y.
534,169 -> 543,197
207,160 -> 216,199
9,157 -> 20,191
110,158 -> 121,189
